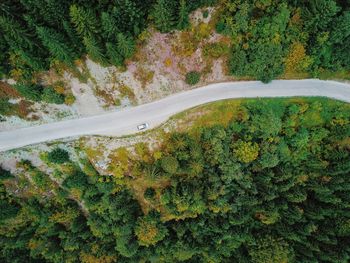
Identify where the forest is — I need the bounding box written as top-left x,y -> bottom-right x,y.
1,98 -> 350,262
0,0 -> 349,94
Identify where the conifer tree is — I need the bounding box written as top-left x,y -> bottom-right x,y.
16,49 -> 47,71
0,15 -> 33,49
83,36 -> 107,65
62,20 -> 85,55
101,12 -> 119,41
36,26 -> 77,65
177,0 -> 189,30
70,5 -> 99,37
106,43 -> 124,66
152,0 -> 176,33
116,33 -> 135,59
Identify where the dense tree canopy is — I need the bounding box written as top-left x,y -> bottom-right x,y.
0,0 -> 348,102
220,0 -> 350,82
0,0 -> 214,80
1,98 -> 349,262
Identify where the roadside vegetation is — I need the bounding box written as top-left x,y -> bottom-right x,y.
1,97 -> 350,262
1,0 -> 349,93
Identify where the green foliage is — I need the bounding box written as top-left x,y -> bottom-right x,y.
69,5 -> 99,37
152,0 -> 176,33
0,0 -> 348,88
202,9 -> 209,18
83,36 -> 107,65
1,98 -> 350,262
36,26 -> 77,66
248,235 -> 295,263
116,33 -> 135,60
0,167 -> 13,181
14,83 -> 43,101
233,140 -> 259,163
161,156 -> 179,174
144,187 -> 156,200
135,211 -> 167,246
185,71 -> 201,85
0,98 -> 14,116
47,148 -> 70,164
0,15 -> 33,50
203,42 -> 229,58
41,87 -> 65,104
221,0 -> 349,81
106,43 -> 124,66
177,0 -> 190,30
101,12 -> 120,41
0,200 -> 19,222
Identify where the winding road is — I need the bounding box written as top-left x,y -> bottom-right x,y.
1,79 -> 350,152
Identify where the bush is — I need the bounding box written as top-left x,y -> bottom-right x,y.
203,42 -> 229,58
185,71 -> 201,85
14,83 -> 43,101
202,10 -> 209,18
161,156 -> 179,174
144,187 -> 156,200
47,148 -> 70,164
215,21 -> 226,34
0,167 -> 13,181
41,87 -> 65,104
0,98 -> 13,115
64,93 -> 76,105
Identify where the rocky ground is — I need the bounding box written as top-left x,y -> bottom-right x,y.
0,6 -> 233,132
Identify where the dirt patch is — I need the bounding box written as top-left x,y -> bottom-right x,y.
1,6 -> 233,130
0,81 -> 20,98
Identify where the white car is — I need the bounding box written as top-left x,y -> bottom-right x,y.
137,123 -> 149,131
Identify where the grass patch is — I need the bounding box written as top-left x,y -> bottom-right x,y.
169,99 -> 243,132
118,84 -> 136,103
169,97 -> 350,133
318,69 -> 350,81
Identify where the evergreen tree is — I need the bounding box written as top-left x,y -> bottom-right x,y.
83,36 -> 107,65
111,0 -> 145,35
69,5 -> 99,37
20,0 -> 69,28
152,0 -> 176,33
101,12 -> 120,41
116,33 -> 135,59
0,15 -> 33,49
106,43 -> 124,66
62,20 -> 85,56
177,0 -> 189,30
36,26 -> 77,65
16,49 -> 47,72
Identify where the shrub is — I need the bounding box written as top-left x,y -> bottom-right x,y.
215,21 -> 226,34
0,98 -> 13,115
14,83 -> 43,101
202,10 -> 209,18
144,187 -> 156,200
41,87 -> 65,104
31,170 -> 50,189
161,156 -> 179,174
114,98 -> 122,106
0,167 -> 13,181
64,93 -> 76,105
47,148 -> 70,164
185,71 -> 201,85
203,42 -> 229,58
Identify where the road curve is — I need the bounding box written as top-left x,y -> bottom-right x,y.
1,79 -> 350,152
